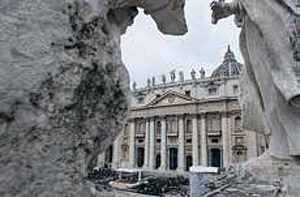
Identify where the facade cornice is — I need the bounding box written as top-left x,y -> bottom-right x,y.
132,75 -> 240,95
131,96 -> 239,111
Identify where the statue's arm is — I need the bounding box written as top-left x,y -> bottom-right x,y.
211,0 -> 241,24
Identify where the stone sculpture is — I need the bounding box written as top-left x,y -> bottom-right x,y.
190,69 -> 196,80
132,81 -> 137,91
200,67 -> 205,79
211,0 -> 300,161
147,78 -> 151,87
170,70 -> 176,82
179,71 -> 184,82
162,74 -> 167,84
211,4 -> 300,195
0,0 -> 187,196
152,76 -> 156,86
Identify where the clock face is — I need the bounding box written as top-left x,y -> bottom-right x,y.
168,95 -> 175,103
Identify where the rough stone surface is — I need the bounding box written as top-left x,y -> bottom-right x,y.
0,0 -> 187,196
212,0 -> 300,160
211,0 -> 300,196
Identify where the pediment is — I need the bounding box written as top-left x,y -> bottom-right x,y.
204,80 -> 221,88
147,90 -> 194,107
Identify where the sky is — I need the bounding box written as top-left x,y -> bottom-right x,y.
121,0 -> 242,88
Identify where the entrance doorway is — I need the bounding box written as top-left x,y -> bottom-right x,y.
210,148 -> 221,167
186,155 -> 193,171
169,147 -> 178,170
104,145 -> 113,167
136,147 -> 145,167
155,154 -> 161,169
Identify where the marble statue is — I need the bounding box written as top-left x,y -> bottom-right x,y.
200,67 -> 205,79
132,81 -> 137,91
147,78 -> 151,87
170,70 -> 176,82
152,76 -> 156,86
190,69 -> 196,80
211,0 -> 300,161
179,71 -> 184,82
117,0 -> 187,35
162,74 -> 167,84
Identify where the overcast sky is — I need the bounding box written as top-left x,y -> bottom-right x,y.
121,0 -> 242,88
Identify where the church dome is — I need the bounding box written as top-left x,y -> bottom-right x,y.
211,46 -> 243,78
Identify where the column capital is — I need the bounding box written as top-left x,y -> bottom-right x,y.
128,118 -> 136,123
159,115 -> 167,119
200,113 -> 206,119
149,116 -> 155,121
177,114 -> 185,119
221,111 -> 230,117
190,114 -> 199,119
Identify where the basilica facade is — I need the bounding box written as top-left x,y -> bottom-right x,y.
98,47 -> 267,171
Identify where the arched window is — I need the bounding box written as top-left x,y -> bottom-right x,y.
136,120 -> 145,134
167,119 -> 177,134
236,151 -> 244,163
156,121 -> 162,136
121,145 -> 128,160
207,114 -> 220,133
170,119 -> 176,133
186,119 -> 192,133
235,116 -> 242,131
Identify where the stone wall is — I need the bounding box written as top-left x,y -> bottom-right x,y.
0,0 -> 186,196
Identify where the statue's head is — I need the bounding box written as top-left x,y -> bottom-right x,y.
145,0 -> 188,35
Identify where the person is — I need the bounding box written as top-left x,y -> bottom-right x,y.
211,0 -> 300,160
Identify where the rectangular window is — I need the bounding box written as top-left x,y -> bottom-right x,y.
235,137 -> 243,145
138,97 -> 144,104
208,87 -> 218,95
211,138 -> 219,143
185,90 -> 191,97
233,85 -> 239,94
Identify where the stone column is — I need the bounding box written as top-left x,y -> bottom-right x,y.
159,116 -> 167,170
149,117 -> 155,169
143,119 -> 150,168
200,114 -> 208,166
222,113 -> 229,168
112,132 -> 122,168
129,120 -> 136,168
192,115 -> 199,166
178,115 -> 185,171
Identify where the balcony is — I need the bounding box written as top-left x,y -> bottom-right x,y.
167,132 -> 178,137
135,133 -> 145,138
208,130 -> 221,136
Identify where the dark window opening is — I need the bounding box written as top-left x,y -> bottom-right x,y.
169,148 -> 178,170
138,97 -> 144,104
137,147 -> 145,168
186,138 -> 192,143
186,119 -> 192,133
233,85 -> 239,94
185,90 -> 191,97
208,87 -> 217,95
155,154 -> 161,169
211,138 -> 219,143
186,155 -> 193,171
156,121 -> 162,135
210,148 -> 221,167
138,139 -> 144,143
156,139 -> 161,143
